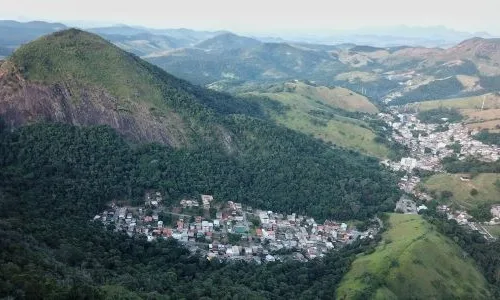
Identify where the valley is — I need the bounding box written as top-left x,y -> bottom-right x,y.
0,19 -> 500,300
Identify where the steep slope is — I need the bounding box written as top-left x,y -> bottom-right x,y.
0,29 -> 262,147
337,214 -> 491,299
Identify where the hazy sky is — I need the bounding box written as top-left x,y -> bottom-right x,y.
1,0 -> 499,35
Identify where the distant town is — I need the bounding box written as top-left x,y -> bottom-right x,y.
93,192 -> 379,263
380,108 -> 500,241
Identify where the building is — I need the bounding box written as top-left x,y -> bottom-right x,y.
400,157 -> 417,171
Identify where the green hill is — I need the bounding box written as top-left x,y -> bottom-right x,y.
1,29 -> 267,147
423,173 -> 500,209
336,214 -> 491,299
243,81 -> 390,158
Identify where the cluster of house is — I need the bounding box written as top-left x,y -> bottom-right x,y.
93,192 -> 379,263
380,110 -> 500,203
387,112 -> 500,168
437,204 -> 497,241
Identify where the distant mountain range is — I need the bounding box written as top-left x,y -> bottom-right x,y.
275,25 -> 494,48
1,20 -> 500,105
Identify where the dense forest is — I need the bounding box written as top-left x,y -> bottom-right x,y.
443,156 -> 500,174
474,130 -> 500,147
416,107 -> 463,124
0,122 -> 389,298
390,77 -> 464,105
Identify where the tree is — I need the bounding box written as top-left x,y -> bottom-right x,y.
441,191 -> 454,199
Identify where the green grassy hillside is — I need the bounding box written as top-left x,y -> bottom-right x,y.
409,93 -> 500,132
336,214 -> 491,299
10,29 -> 165,108
423,173 -> 500,209
244,82 -> 389,158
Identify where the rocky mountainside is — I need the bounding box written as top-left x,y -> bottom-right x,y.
0,29 -> 264,148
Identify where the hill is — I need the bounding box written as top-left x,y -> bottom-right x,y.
0,28 -> 268,147
336,214 -> 491,299
98,32 -> 184,56
423,173 -> 500,210
246,81 -> 378,113
240,81 -> 389,158
408,93 -> 500,132
145,41 -> 346,85
195,32 -> 261,51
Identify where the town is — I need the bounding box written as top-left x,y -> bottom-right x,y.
92,108 -> 500,260
380,108 -> 500,240
93,192 -> 379,263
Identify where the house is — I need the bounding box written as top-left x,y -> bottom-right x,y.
417,205 -> 428,212
201,195 -> 214,208
118,207 -> 127,219
259,212 -> 269,224
244,247 -> 253,255
265,255 -> 275,262
232,246 -> 241,256
491,205 -> 500,218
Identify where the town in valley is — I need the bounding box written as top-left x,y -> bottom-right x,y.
94,192 -> 379,263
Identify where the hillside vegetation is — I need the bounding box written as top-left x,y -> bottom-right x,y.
0,30 -> 402,222
423,173 -> 500,209
409,93 -> 500,132
336,214 -> 491,299
0,29 -> 273,147
242,81 -> 390,158
0,123 -> 386,299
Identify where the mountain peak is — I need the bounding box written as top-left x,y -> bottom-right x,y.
195,32 -> 261,51
1,28 -> 196,146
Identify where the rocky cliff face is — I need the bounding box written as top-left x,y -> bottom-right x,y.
0,64 -> 189,147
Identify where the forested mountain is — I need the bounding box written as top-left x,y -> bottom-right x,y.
0,28 -> 400,220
